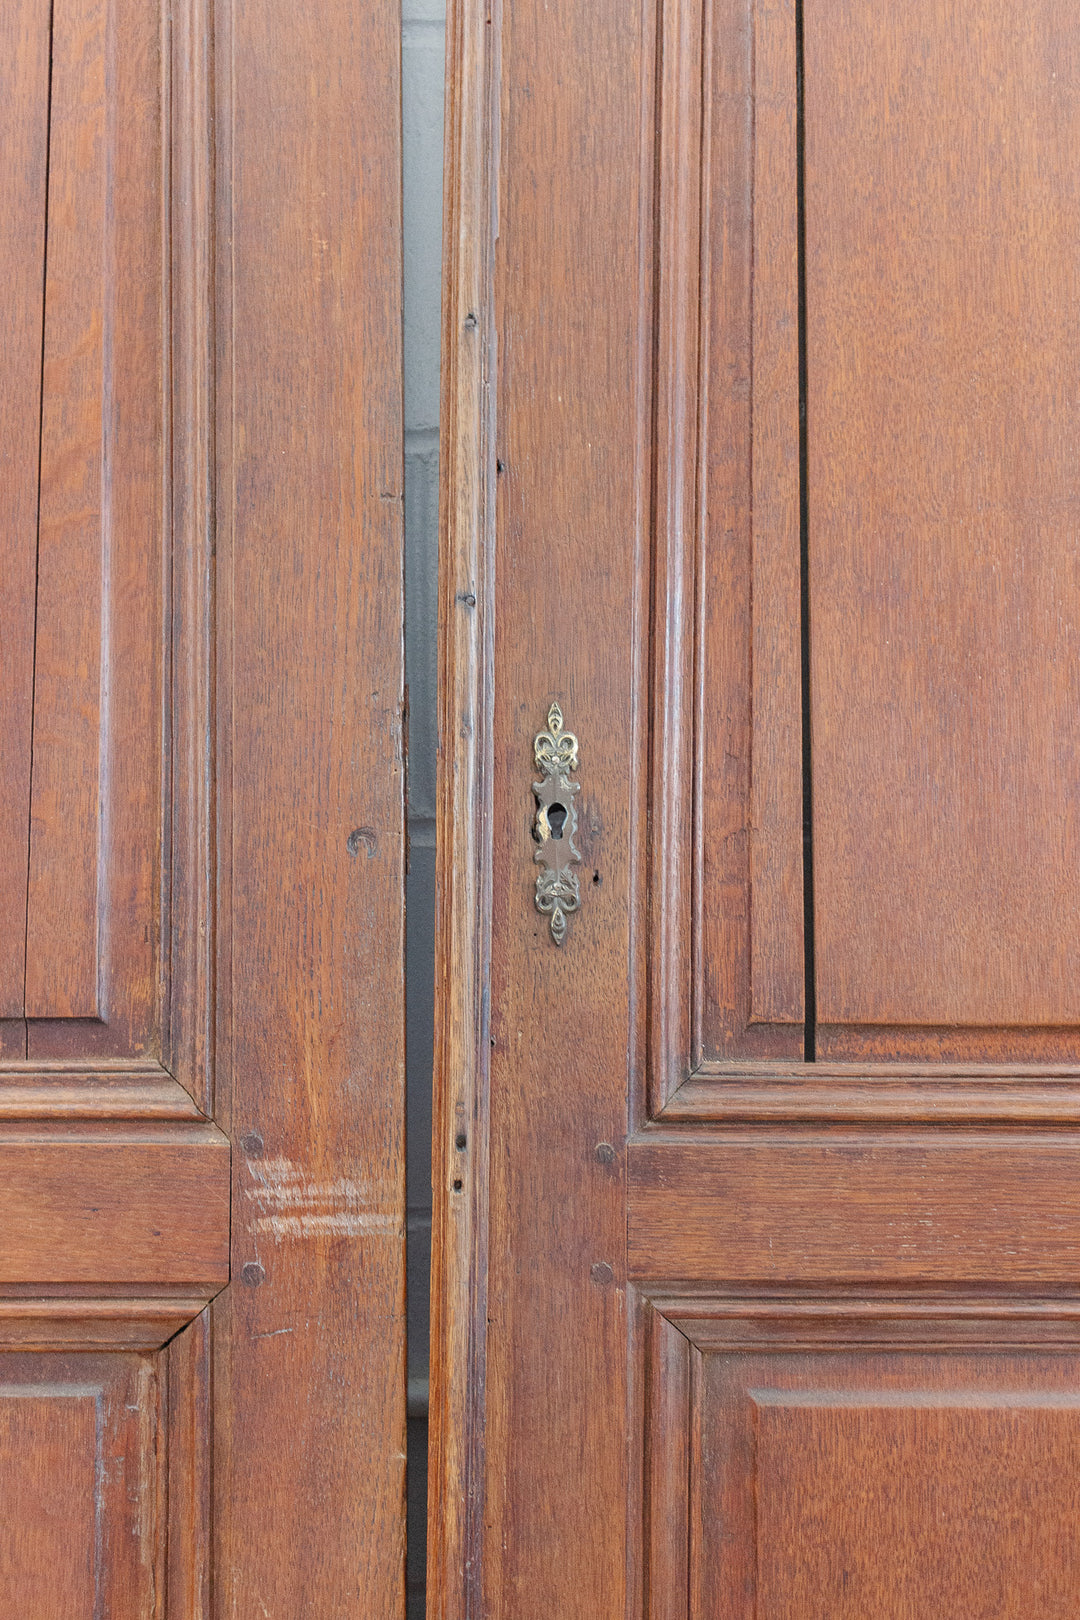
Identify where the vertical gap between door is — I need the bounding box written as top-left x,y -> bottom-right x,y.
795,0 -> 815,1060
23,0 -> 57,1053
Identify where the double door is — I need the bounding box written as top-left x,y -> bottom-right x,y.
433,0 -> 1080,1613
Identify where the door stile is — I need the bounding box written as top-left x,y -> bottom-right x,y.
428,0 -> 500,1605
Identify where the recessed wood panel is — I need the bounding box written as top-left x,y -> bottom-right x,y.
645,1302 -> 1080,1619
754,1393 -> 1080,1618
25,0 -> 163,1056
806,0 -> 1080,1054
654,0 -> 803,1093
0,1355 -> 162,1616
629,1131 -> 1080,1282
0,1380 -> 98,1613
0,0 -> 50,1027
0,1124 -> 229,1288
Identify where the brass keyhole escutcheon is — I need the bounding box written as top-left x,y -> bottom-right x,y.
532,702 -> 581,944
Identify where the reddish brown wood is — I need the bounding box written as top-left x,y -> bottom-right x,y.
437,1 -> 1080,1616
695,0 -> 803,1068
628,1131 -> 1080,1283
746,0 -> 802,1032
807,0 -> 1080,1057
26,0 -> 109,1018
468,0 -> 651,1600
0,0 -> 49,1027
27,0 -> 162,1056
211,0 -> 407,1611
0,0 -> 406,1607
0,1354 -> 164,1613
644,1303 -> 1080,1618
0,1123 -> 229,1287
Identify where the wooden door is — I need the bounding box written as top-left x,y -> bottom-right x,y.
432,0 -> 1080,1614
1,0 -> 406,1611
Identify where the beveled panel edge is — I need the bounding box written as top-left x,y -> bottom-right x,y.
0,1293 -> 222,1352
641,1286 -> 1080,1352
636,1284 -> 1080,1619
647,0 -> 705,1116
646,0 -> 806,1114
0,1062 -> 206,1119
659,1064 -> 1080,1124
164,0 -> 216,1114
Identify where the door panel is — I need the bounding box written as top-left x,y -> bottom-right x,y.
807,0 -> 1080,1060
434,0 -> 1080,1613
1,0 -> 406,1608
28,0 -> 162,1047
647,1308 -> 1080,1619
0,0 -> 49,1032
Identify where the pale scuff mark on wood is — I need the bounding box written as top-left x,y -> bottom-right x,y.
244,1155 -> 399,1241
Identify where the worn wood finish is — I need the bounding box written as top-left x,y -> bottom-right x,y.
0,0 -> 50,1027
0,0 -> 407,1607
807,0 -> 1080,1057
212,0 -> 406,1611
0,1123 -> 229,1287
28,0 -> 162,1045
628,1131 -> 1080,1283
0,1355 -> 164,1614
437,0 -> 1080,1612
466,0 -> 652,1601
645,1299 -> 1080,1618
427,0 -> 499,1600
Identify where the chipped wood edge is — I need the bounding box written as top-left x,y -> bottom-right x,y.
427,0 -> 499,1609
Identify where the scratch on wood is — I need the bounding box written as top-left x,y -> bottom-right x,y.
244,1155 -> 399,1241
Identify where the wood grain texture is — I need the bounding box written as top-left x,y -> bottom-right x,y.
427,0 -> 499,1601
755,1391 -> 1080,1618
648,1297 -> 1080,1616
0,1297 -> 212,1352
0,0 -> 50,1025
807,0 -> 1080,1051
212,0 -> 406,1610
644,1307 -> 1080,1620
0,1355 -> 163,1616
26,0 -> 109,1019
0,1123 -> 229,1287
0,1063 -> 204,1120
747,0 -> 802,1031
167,1311 -> 212,1617
27,0 -> 162,1055
473,0 -> 652,1604
0,1377 -> 99,1614
664,1063 -> 1080,1123
629,1131 -> 1080,1282
695,0 -> 803,1067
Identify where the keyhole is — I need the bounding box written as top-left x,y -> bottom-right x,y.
547,802 -> 567,839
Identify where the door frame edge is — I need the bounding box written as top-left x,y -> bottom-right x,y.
428,0 -> 500,1610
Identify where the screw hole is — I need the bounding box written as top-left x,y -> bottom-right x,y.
592,870 -> 601,885
452,1178 -> 463,1192
455,1132 -> 467,1150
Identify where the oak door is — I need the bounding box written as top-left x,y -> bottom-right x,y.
1,0 -> 406,1611
433,0 -> 1080,1614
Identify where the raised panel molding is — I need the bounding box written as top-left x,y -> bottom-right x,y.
649,0 -> 803,1115
0,0 -> 215,1107
0,1121 -> 229,1350
645,0 -> 1080,1120
641,1292 -> 1080,1619
628,1130 -> 1080,1284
